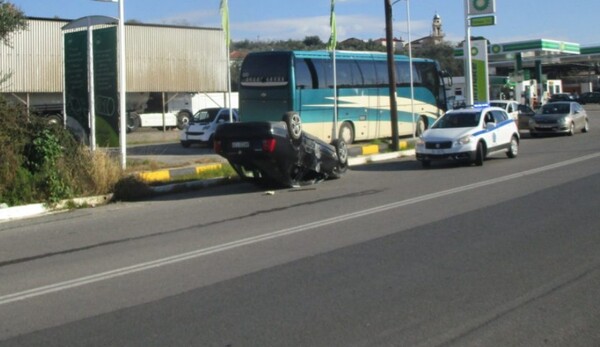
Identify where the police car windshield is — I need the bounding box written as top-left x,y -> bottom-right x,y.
433,112 -> 480,129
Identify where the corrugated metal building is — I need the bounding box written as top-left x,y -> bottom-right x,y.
1,17 -> 227,95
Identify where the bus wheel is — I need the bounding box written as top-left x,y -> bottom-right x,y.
284,112 -> 302,141
339,122 -> 354,144
416,117 -> 427,137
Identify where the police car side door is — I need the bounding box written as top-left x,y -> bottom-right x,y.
491,110 -> 512,146
480,110 -> 498,148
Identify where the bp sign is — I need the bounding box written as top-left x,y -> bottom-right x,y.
469,0 -> 495,16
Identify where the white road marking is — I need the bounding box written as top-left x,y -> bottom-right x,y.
1,152 -> 599,306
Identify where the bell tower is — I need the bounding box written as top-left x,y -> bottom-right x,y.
432,13 -> 444,42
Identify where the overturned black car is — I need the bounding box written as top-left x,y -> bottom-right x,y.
214,113 -> 348,188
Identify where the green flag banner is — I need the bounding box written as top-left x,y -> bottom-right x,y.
220,0 -> 230,48
326,0 -> 336,51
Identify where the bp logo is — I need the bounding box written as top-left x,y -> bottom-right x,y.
473,0 -> 490,11
491,44 -> 502,54
471,47 -> 479,56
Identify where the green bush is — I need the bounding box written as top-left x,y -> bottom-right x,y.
0,96 -> 122,206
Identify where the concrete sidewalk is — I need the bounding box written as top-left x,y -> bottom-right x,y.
0,141 -> 415,223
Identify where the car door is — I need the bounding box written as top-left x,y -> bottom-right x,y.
481,111 -> 498,148
491,110 -> 513,145
572,103 -> 585,130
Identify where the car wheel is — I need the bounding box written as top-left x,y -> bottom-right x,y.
177,111 -> 192,130
582,119 -> 589,133
474,142 -> 485,166
331,139 -> 348,177
180,140 -> 191,148
568,122 -> 575,136
338,122 -> 354,145
506,136 -> 519,158
283,112 -> 302,141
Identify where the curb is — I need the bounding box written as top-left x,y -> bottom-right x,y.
0,142 -> 415,223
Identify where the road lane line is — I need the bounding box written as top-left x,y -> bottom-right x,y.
1,152 -> 599,305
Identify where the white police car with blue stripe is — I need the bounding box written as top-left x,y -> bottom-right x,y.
416,105 -> 520,167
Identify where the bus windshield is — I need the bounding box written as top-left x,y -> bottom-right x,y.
240,52 -> 290,88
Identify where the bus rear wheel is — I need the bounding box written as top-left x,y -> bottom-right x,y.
416,117 -> 427,137
339,122 -> 354,145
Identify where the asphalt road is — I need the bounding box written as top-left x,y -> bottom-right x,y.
1,106 -> 600,346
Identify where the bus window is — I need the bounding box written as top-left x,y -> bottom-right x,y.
358,60 -> 378,87
240,52 -> 290,88
337,60 -> 364,88
295,58 -> 314,90
312,59 -> 332,89
374,60 -> 389,86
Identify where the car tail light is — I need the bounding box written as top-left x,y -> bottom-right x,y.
214,140 -> 222,153
262,138 -> 276,153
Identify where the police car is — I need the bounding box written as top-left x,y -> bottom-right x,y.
415,105 -> 520,167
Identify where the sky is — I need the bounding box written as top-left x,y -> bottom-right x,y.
8,0 -> 600,47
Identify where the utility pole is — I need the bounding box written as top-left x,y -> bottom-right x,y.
385,0 -> 399,151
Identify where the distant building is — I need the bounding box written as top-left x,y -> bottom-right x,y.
409,13 -> 445,50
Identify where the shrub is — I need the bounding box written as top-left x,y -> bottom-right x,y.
0,96 -> 123,206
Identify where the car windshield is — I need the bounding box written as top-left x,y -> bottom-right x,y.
432,112 -> 480,129
192,109 -> 220,122
489,102 -> 506,109
541,104 -> 570,114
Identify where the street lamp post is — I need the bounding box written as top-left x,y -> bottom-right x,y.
94,0 -> 126,169
392,0 -> 416,142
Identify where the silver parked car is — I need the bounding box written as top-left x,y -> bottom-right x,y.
529,101 -> 589,136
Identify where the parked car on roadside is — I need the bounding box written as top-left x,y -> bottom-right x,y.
548,93 -> 576,103
578,92 -> 600,104
529,101 -> 589,136
180,108 -> 238,148
214,113 -> 348,188
517,104 -> 536,129
490,100 -> 519,121
415,106 -> 520,167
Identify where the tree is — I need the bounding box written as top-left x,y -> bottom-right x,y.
1,1 -> 27,85
411,41 -> 463,77
0,0 -> 27,47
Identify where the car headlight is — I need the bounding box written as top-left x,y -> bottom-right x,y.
456,135 -> 471,145
416,137 -> 425,146
202,125 -> 211,130
558,117 -> 568,125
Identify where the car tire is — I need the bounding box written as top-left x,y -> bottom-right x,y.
331,139 -> 348,177
582,119 -> 589,133
338,122 -> 354,145
506,136 -> 519,158
180,140 -> 191,148
283,112 -> 302,141
474,142 -> 485,166
177,111 -> 192,130
568,122 -> 575,136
